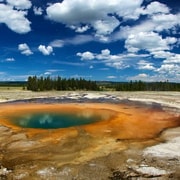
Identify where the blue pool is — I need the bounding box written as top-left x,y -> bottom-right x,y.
12,112 -> 102,129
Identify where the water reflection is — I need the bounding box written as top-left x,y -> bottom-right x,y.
12,112 -> 104,129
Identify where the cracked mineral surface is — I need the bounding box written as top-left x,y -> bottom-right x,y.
0,91 -> 180,179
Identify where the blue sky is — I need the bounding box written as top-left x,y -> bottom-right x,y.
0,0 -> 179,82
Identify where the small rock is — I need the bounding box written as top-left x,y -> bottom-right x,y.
0,166 -> 11,175
135,166 -> 168,177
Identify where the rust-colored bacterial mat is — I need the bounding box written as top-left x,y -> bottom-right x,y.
0,103 -> 179,140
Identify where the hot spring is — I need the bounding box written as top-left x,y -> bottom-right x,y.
10,112 -> 104,129
1,104 -> 117,131
0,103 -> 179,141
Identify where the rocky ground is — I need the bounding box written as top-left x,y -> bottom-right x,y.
0,90 -> 179,179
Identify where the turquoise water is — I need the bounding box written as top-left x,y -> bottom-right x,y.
12,112 -> 102,129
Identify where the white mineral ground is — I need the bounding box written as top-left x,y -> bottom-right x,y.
0,90 -> 180,179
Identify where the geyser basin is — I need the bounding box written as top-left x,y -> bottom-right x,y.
0,103 -> 179,140
12,112 -> 103,129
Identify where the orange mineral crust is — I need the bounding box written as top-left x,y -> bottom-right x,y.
0,103 -> 179,141
0,102 -> 180,169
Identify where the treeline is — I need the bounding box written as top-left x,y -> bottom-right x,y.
26,76 -> 180,91
115,80 -> 180,91
0,81 -> 26,87
27,76 -> 99,91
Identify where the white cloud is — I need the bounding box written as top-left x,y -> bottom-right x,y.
106,61 -> 129,69
137,60 -> 155,70
50,35 -> 93,47
77,51 -> 94,60
151,13 -> 180,32
66,35 -> 93,45
127,73 -> 154,82
46,0 -> 143,23
0,4 -> 31,33
6,0 -> 32,10
5,57 -> 15,62
44,72 -> 51,75
38,45 -> 53,55
92,16 -> 120,35
114,12 -> 179,41
128,72 -> 180,83
77,48 -> 153,70
33,6 -> 43,15
18,43 -> 33,56
46,0 -> 143,38
70,25 -> 90,33
142,1 -> 169,15
151,51 -> 173,59
101,49 -> 111,56
107,76 -> 117,79
49,40 -> 64,48
46,69 -> 64,73
96,49 -> 111,60
125,32 -> 177,53
157,64 -> 180,76
77,49 -> 132,69
163,54 -> 180,64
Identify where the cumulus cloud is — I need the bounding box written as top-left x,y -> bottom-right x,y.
46,0 -> 179,81
77,49 -> 132,69
137,14 -> 180,35
157,64 -> 180,76
151,13 -> 180,32
18,43 -> 33,56
0,4 -> 31,33
6,0 -> 32,10
125,32 -> 177,53
151,51 -> 173,59
106,61 -> 128,69
46,0 -> 143,23
142,1 -> 169,15
77,51 -> 94,60
33,6 -> 43,15
38,45 -> 53,55
70,25 -> 90,33
163,54 -> 180,64
78,50 -> 113,61
46,0 -> 143,39
137,60 -> 155,70
93,16 -> 120,35
114,6 -> 179,41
